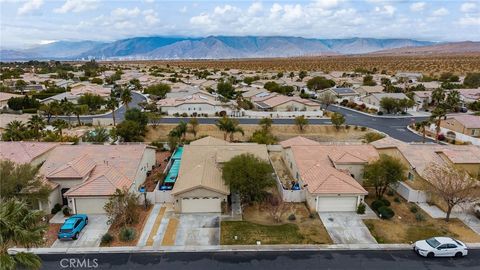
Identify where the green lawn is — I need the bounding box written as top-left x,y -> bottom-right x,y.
221,221 -> 308,245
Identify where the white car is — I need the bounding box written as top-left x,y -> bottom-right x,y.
414,237 -> 468,258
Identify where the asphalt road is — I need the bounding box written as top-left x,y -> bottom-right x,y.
38,250 -> 480,270
71,94 -> 430,142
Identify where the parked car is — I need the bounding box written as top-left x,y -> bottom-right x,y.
58,214 -> 88,240
413,237 -> 468,258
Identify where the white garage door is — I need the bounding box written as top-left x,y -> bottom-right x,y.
316,196 -> 357,212
74,197 -> 108,214
181,197 -> 221,213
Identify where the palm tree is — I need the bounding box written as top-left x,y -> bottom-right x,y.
28,115 -> 46,141
259,117 -> 273,131
52,119 -> 68,138
106,97 -> 119,126
0,199 -> 47,270
228,120 -> 244,142
294,115 -> 309,132
3,120 -> 26,141
39,101 -> 61,124
430,106 -> 446,143
61,101 -> 74,126
84,127 -> 110,143
176,121 -> 188,140
216,116 -> 232,141
121,89 -> 132,109
416,120 -> 430,143
431,88 -> 445,106
188,118 -> 199,138
72,105 -> 88,126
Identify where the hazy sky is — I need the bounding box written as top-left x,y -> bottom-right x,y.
1,0 -> 479,49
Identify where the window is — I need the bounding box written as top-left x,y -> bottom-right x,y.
408,172 -> 414,181
437,244 -> 448,250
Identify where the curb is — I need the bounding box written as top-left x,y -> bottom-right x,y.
330,105 -> 430,119
9,243 -> 480,254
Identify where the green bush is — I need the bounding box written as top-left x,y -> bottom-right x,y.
22,108 -> 38,113
357,202 -> 366,214
380,198 -> 391,207
415,213 -> 425,222
62,207 -> 71,216
378,206 -> 395,219
360,126 -> 367,131
371,200 -> 385,211
288,214 -> 296,221
101,233 -> 114,245
386,189 -> 394,196
50,203 -> 62,215
410,205 -> 418,213
119,227 -> 136,242
394,197 -> 401,203
309,213 -> 315,219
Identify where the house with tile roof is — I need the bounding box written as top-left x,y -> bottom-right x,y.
171,136 -> 269,213
156,92 -> 233,116
371,137 -> 480,208
280,137 -> 379,212
37,144 -> 156,214
440,115 -> 480,138
0,92 -> 23,109
0,141 -> 60,166
254,95 -> 321,112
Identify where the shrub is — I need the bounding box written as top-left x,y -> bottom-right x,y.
62,207 -> 71,216
394,197 -> 401,203
345,124 -> 350,129
51,203 -> 63,215
415,213 -> 425,222
309,213 -> 315,219
360,126 -> 367,131
410,205 -> 418,213
101,233 -> 114,245
377,111 -> 384,115
386,189 -> 394,196
380,198 -> 391,207
378,206 -> 395,219
288,214 -> 296,221
371,200 -> 385,211
357,202 -> 366,214
119,227 -> 136,242
363,132 -> 385,143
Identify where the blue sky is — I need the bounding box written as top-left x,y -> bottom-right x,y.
1,0 -> 479,49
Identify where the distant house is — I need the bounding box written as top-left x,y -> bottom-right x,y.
355,85 -> 383,96
440,115 -> 480,138
280,137 -> 378,212
0,92 -> 23,109
0,142 -> 59,167
156,92 -> 232,116
413,91 -> 432,110
457,88 -> 480,105
171,137 -> 269,213
24,84 -> 46,92
40,92 -> 79,104
361,92 -> 409,108
70,83 -> 111,98
396,72 -> 423,83
254,95 -> 320,112
321,87 -> 358,99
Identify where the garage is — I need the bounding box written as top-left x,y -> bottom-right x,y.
316,196 -> 358,212
73,197 -> 109,214
181,197 -> 221,213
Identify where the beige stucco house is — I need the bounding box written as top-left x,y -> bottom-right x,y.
441,115 -> 480,138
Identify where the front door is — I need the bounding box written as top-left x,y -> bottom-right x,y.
61,188 -> 69,205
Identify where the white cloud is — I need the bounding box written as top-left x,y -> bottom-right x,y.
374,5 -> 396,16
17,0 -> 43,15
54,0 -> 98,14
190,13 -> 213,27
432,7 -> 449,16
460,2 -> 477,13
248,2 -> 263,15
458,15 -> 480,26
143,9 -> 160,25
312,0 -> 341,9
410,2 -> 425,12
144,0 -> 154,3
111,7 -> 140,17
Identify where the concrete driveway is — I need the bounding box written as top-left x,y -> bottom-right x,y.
174,214 -> 220,246
319,212 -> 377,244
52,215 -> 110,248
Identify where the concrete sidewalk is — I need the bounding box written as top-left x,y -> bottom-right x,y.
10,242 -> 480,255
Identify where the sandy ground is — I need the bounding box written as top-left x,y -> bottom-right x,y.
145,124 -> 369,142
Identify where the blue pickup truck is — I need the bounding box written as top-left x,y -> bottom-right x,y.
58,214 -> 88,240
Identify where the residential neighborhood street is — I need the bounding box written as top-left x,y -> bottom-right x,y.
38,250 -> 480,270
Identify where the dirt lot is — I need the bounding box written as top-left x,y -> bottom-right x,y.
270,152 -> 295,189
146,124 -> 368,142
42,223 -> 62,247
143,151 -> 170,192
101,205 -> 152,247
363,195 -> 480,244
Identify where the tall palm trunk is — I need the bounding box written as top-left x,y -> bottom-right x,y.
112,110 -> 116,126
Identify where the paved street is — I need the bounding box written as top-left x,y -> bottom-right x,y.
38,250 -> 480,270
